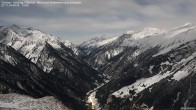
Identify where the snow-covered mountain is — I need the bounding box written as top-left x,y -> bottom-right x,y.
84,23 -> 196,110
0,25 -> 92,73
79,35 -> 119,55
80,23 -> 196,76
1,23 -> 196,110
0,25 -> 103,110
0,24 -> 79,63
63,39 -> 85,56
0,43 -> 103,109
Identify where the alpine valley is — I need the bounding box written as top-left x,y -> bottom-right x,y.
0,23 -> 196,110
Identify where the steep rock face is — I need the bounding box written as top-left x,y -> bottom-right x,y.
86,23 -> 196,110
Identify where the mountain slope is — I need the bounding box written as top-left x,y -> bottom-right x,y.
79,35 -> 119,56
0,24 -> 103,86
63,40 -> 86,56
85,23 -> 196,110
0,25 -> 104,110
78,27 -> 166,75
1,23 -> 196,110
0,43 -> 88,109
80,23 -> 196,77
0,24 -> 80,63
37,42 -> 103,93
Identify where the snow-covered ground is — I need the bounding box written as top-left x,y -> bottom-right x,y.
0,93 -> 71,110
112,49 -> 196,99
112,71 -> 172,99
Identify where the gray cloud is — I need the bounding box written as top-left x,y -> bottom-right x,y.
0,0 -> 196,44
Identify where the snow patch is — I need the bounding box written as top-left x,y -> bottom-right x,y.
132,50 -> 141,57
105,48 -> 123,59
161,61 -> 172,65
172,71 -> 190,81
149,65 -> 154,74
17,82 -> 24,90
112,71 -> 172,98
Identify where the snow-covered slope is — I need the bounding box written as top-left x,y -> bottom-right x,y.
0,25 -> 104,110
0,43 -> 89,109
0,25 -> 90,73
0,25 -> 78,63
79,35 -> 119,55
121,27 -> 166,45
109,23 -> 196,55
1,23 -> 196,110
119,23 -> 196,51
85,23 -> 196,110
0,42 -> 103,110
81,23 -> 196,76
80,35 -> 118,48
63,40 -> 84,56
0,93 -> 71,110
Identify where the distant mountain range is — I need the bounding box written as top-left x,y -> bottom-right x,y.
0,23 -> 196,110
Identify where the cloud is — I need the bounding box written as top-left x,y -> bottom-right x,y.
1,0 -> 196,44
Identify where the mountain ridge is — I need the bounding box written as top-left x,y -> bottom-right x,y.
81,23 -> 196,110
0,23 -> 196,110
0,25 -> 103,110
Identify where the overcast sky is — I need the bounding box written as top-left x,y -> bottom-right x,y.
1,0 -> 196,44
